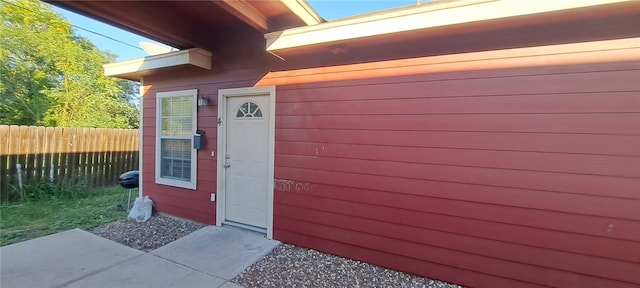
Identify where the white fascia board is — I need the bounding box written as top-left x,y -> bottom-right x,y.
103,48 -> 212,80
266,0 -> 632,51
280,0 -> 323,25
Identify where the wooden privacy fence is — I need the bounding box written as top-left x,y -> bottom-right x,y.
0,125 -> 139,199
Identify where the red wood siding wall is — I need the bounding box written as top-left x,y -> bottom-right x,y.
261,39 -> 640,288
139,28 -> 640,288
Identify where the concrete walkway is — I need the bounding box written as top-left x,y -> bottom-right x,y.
0,226 -> 279,288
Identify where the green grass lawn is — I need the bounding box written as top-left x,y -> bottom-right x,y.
0,186 -> 128,246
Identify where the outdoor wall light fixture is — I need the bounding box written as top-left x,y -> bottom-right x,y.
197,96 -> 210,108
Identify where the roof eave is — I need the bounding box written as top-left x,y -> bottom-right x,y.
280,0 -> 324,25
104,48 -> 212,81
265,0 -> 633,53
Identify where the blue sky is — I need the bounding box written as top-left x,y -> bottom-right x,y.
52,1 -> 417,61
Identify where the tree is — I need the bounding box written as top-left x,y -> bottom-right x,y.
0,0 -> 139,128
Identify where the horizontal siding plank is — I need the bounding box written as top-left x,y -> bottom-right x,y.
276,113 -> 639,135
155,203 -> 213,224
270,62 -> 640,92
152,197 -> 212,216
275,229 -> 543,288
274,203 -> 640,283
145,80 -> 263,98
195,170 -> 216,180
265,57 -> 640,91
196,181 -> 216,190
276,154 -> 640,204
197,163 -> 217,174
275,188 -> 639,263
274,70 -> 640,102
142,107 -> 155,115
142,122 -> 156,130
146,195 -> 212,213
143,182 -> 207,202
275,216 -> 638,288
276,129 -> 640,156
142,135 -> 155,141
276,142 -> 640,178
276,92 -> 640,114
142,99 -> 156,109
263,38 -> 640,87
143,186 -> 216,224
195,121 -> 219,129
142,163 -> 155,173
196,157 -> 216,166
195,179 -> 216,187
145,65 -> 269,90
275,166 -> 640,241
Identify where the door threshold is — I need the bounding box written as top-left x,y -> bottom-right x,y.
223,221 -> 267,234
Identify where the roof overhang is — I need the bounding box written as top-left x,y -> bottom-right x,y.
280,0 -> 323,25
47,0 -> 322,51
104,48 -> 212,81
214,0 -> 322,32
265,0 -> 636,56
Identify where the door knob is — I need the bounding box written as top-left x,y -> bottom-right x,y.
224,154 -> 231,168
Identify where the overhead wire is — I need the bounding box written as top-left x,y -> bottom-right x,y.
0,0 -> 143,51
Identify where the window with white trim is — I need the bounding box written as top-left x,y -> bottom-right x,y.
155,89 -> 197,189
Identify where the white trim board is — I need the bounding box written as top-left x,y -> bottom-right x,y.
216,86 -> 276,239
265,0 -> 632,52
104,48 -> 212,81
138,80 -> 145,198
280,0 -> 323,25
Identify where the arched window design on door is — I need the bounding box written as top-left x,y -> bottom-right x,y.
236,101 -> 263,118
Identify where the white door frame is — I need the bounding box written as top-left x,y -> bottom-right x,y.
216,86 -> 276,239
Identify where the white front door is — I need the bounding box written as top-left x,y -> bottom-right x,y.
223,95 -> 270,229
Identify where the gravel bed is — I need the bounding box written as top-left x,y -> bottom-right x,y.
89,214 -> 204,252
233,243 -> 464,288
90,216 -> 462,287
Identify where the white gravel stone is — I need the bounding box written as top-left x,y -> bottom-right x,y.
89,215 -> 204,252
232,244 -> 464,288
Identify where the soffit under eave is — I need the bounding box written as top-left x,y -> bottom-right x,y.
103,48 -> 212,82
